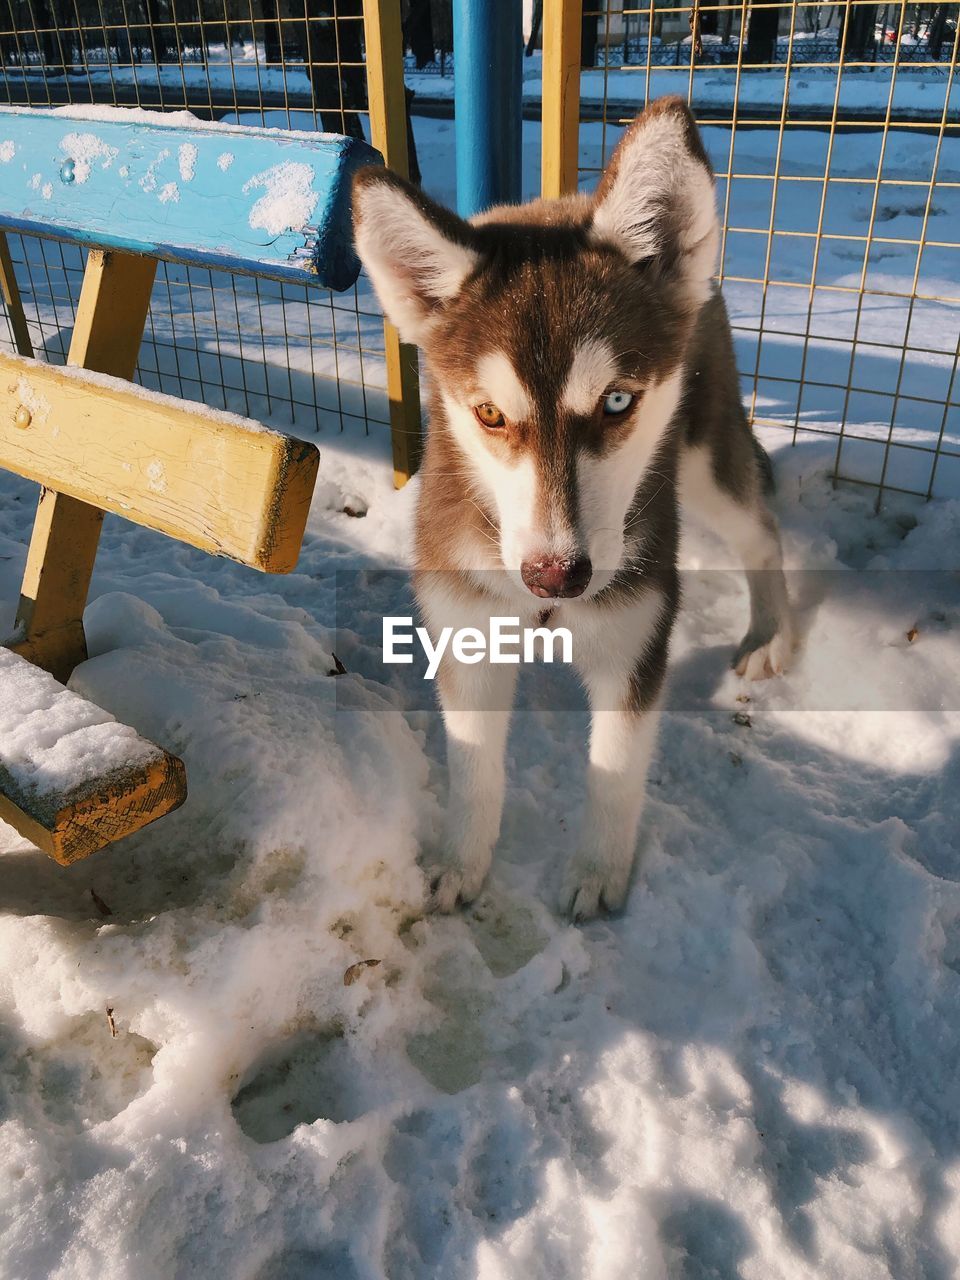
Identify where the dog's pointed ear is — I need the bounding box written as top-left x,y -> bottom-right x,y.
352,168 -> 480,344
591,97 -> 719,305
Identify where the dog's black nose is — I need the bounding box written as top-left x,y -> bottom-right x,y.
521,556 -> 592,599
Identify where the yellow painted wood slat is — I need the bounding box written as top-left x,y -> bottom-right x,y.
0,230 -> 33,358
66,248 -> 157,373
12,491 -> 104,684
0,351 -> 320,573
11,249 -> 157,680
541,0 -> 583,199
362,0 -> 424,487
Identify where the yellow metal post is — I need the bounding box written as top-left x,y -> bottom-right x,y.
0,231 -> 34,358
541,0 -> 582,199
362,0 -> 423,487
11,250 -> 157,680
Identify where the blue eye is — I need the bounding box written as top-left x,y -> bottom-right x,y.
602,390 -> 634,416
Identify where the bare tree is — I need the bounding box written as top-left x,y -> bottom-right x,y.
29,0 -> 62,66
698,0 -> 723,36
581,2 -> 598,67
526,0 -> 543,56
405,0 -> 435,67
305,0 -> 366,138
927,4 -> 952,59
744,3 -> 783,63
261,0 -> 284,65
305,0 -> 421,183
689,0 -> 724,58
839,2 -> 878,60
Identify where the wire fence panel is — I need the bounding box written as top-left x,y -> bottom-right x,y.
568,0 -> 960,502
0,1 -> 394,451
2,3 -> 959,501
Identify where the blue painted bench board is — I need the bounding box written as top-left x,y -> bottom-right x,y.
0,106 -> 381,291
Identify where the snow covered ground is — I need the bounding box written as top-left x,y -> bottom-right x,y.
0,114 -> 959,1279
7,44 -> 957,122
412,54 -> 960,122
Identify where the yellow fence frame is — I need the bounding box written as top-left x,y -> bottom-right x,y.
542,0 -> 583,198
539,0 -> 960,505
363,0 -> 424,486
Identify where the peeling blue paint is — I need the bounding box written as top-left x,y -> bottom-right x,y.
0,107 -> 382,291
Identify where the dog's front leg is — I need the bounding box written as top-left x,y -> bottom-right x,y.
562,594 -> 672,923
562,681 -> 663,922
431,657 -> 518,911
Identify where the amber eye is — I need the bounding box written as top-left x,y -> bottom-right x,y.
474,402 -> 506,429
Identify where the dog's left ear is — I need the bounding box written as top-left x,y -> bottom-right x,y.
591,97 -> 719,305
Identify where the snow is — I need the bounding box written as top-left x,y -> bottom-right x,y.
7,46 -> 953,123
157,182 -> 179,205
0,647 -> 159,800
511,63 -> 960,120
405,51 -> 958,121
145,460 -> 167,493
138,148 -> 169,194
177,143 -> 198,182
0,140 -> 14,163
217,151 -> 234,172
242,161 -> 318,236
0,112 -> 958,1279
59,131 -> 119,184
14,374 -> 51,426
11,101 -> 343,144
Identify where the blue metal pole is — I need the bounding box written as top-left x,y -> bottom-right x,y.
452,0 -> 523,218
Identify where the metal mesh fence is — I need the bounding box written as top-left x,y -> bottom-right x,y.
2,3 -> 959,501
0,1 -> 392,445
577,0 -> 960,501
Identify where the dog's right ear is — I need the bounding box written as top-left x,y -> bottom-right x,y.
352,168 -> 479,345
590,97 -> 718,307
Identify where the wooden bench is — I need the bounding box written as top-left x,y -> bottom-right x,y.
0,646 -> 186,865
0,104 -> 382,862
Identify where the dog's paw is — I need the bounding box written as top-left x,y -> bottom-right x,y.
427,858 -> 488,913
560,861 -> 630,923
733,628 -> 792,681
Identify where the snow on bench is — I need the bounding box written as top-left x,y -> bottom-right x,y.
0,104 -> 382,290
0,647 -> 186,864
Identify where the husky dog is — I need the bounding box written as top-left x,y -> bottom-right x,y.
353,98 -> 791,920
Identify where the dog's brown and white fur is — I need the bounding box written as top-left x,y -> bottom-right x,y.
353,98 -> 791,920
